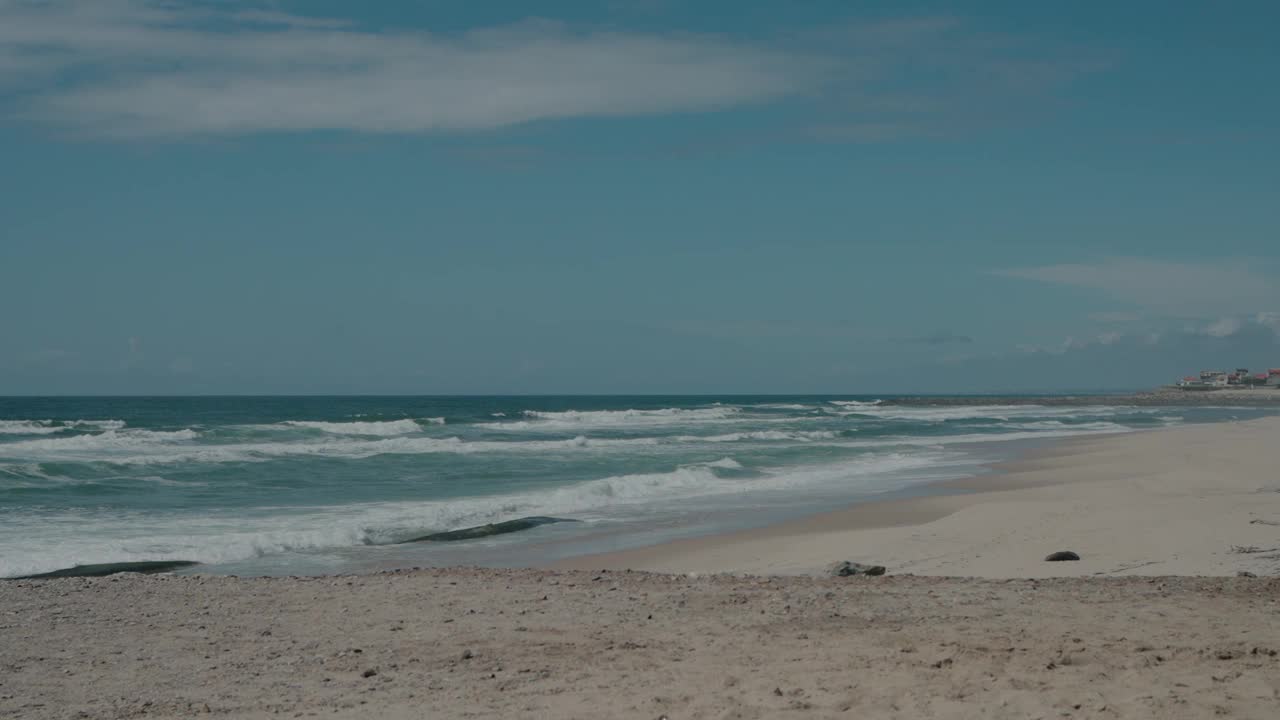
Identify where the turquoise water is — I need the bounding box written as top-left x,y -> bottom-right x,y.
1,396 -> 1270,577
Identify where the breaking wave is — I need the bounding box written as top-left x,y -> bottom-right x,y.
693,457 -> 743,469
1,429 -> 199,455
832,404 -> 1158,422
0,419 -> 126,435
482,406 -> 741,430
0,420 -> 1141,467
681,430 -> 840,443
283,419 -> 425,436
0,432 -> 660,466
0,394 -> 1230,579
0,450 -> 948,578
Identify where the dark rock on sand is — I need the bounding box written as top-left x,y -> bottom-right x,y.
1238,571 -> 1258,578
827,561 -> 887,577
400,516 -> 578,543
1045,551 -> 1081,562
9,560 -> 200,580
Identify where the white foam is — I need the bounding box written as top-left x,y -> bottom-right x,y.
999,421 -> 1126,432
138,476 -> 209,487
483,406 -> 741,430
823,425 -> 1137,451
1,429 -> 198,454
681,430 -> 839,443
4,421 -> 1128,467
829,400 -> 883,408
753,403 -> 816,411
0,419 -> 126,435
699,457 -> 743,469
832,404 -> 1157,422
0,420 -> 61,435
424,417 -> 446,425
0,450 -> 957,577
0,432 -> 661,466
0,511 -> 378,579
70,420 -> 128,431
0,463 -> 64,487
283,419 -> 423,436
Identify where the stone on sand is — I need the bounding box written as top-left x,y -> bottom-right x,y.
827,561 -> 886,577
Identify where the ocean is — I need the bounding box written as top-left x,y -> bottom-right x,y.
1,395 -> 1272,579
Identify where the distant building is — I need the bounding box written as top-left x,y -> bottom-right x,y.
1175,367 -> 1279,390
1178,370 -> 1229,390
1199,370 -> 1228,387
1242,373 -> 1269,387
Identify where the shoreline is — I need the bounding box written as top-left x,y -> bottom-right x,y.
878,387 -> 1280,406
7,418 -> 1280,718
5,397 -> 1274,576
554,416 -> 1280,578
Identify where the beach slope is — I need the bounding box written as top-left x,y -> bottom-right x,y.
559,417 -> 1280,578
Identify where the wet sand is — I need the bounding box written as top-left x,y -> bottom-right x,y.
558,417 -> 1280,578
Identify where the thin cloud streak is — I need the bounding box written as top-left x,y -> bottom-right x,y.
0,1 -> 828,137
894,330 -> 975,346
993,258 -> 1279,317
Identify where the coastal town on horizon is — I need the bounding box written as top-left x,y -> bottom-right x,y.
1173,367 -> 1280,390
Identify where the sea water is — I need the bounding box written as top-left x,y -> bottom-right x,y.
0,395 -> 1270,577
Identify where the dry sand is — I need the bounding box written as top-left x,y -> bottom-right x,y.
3,417 -> 1280,719
2,571 -> 1279,719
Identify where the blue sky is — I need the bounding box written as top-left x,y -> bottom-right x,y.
2,0 -> 1278,394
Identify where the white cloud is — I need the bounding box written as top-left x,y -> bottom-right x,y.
1018,314 -> 1280,358
1088,311 -> 1142,324
230,10 -> 354,30
0,1 -> 1103,139
0,1 -> 826,137
1256,312 -> 1280,332
1202,317 -> 1243,338
993,258 -> 1279,316
1095,331 -> 1123,345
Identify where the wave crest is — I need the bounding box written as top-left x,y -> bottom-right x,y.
682,430 -> 839,443
0,419 -> 126,435
283,419 -> 424,436
483,406 -> 741,430
1,429 -> 198,454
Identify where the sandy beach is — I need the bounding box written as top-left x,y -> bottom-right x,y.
4,417 -> 1280,719
1,571 -> 1278,720
559,416 -> 1280,578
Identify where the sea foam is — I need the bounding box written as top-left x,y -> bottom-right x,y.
0,419 -> 126,435
481,406 -> 741,430
0,432 -> 662,466
0,450 -> 951,578
832,404 -> 1157,422
283,419 -> 424,436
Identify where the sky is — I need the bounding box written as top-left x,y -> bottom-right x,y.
1,0 -> 1278,395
